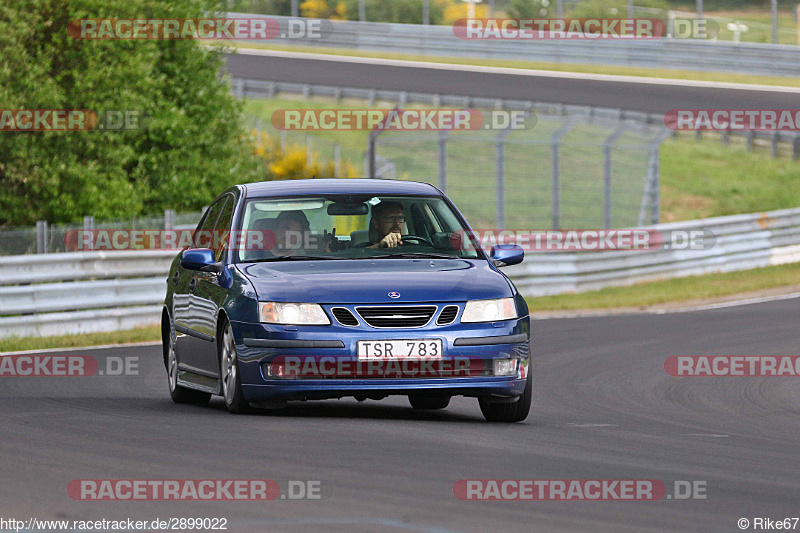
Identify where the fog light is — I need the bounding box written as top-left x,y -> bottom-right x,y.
493,359 -> 518,377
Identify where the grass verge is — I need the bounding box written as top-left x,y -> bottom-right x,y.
526,262 -> 800,311
0,325 -> 161,353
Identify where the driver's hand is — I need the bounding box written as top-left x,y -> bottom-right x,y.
378,232 -> 403,248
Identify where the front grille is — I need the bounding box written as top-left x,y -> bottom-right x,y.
331,307 -> 359,326
355,305 -> 437,328
436,305 -> 459,325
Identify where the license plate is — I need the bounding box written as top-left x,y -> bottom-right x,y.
357,339 -> 443,360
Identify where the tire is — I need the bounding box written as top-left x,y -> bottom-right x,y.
409,395 -> 450,410
219,320 -> 250,414
479,369 -> 532,423
166,328 -> 211,405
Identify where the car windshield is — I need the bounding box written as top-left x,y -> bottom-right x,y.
235,194 -> 481,262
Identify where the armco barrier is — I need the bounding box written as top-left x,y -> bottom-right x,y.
1,207 -> 799,339
231,14 -> 800,78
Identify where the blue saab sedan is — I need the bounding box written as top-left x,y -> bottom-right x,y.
162,179 -> 531,422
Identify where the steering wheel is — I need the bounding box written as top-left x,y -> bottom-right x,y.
400,235 -> 434,247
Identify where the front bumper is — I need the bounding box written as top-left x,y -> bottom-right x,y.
230,314 -> 531,402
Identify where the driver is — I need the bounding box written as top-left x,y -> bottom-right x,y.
367,201 -> 406,249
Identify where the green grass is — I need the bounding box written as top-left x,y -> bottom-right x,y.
526,262 -> 800,311
223,41 -> 800,88
0,325 -> 161,353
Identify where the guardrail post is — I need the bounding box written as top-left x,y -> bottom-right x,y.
164,210 -> 174,231
359,0 -> 366,21
496,126 -> 513,229
771,132 -> 779,158
423,0 -> 430,25
306,135 -> 313,167
603,124 -> 628,229
551,121 -> 574,230
627,0 -> 634,18
280,130 -> 286,154
36,221 -> 48,254
556,0 -> 563,18
721,129 -> 730,144
236,78 -> 244,99
745,130 -> 754,151
438,130 -> 449,192
291,0 -> 298,17
793,134 -> 800,161
334,142 -> 341,177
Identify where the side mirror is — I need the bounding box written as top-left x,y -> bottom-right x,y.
490,244 -> 524,267
181,248 -> 222,273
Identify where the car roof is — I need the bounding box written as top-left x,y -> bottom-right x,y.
242,179 -> 440,198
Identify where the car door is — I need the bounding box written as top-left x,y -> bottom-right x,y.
191,194 -> 235,375
173,198 -> 226,376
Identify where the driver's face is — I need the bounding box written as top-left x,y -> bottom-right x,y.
374,207 -> 404,237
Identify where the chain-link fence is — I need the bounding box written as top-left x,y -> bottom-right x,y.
0,210 -> 204,256
372,113 -> 669,230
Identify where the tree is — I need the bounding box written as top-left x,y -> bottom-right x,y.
0,0 -> 263,225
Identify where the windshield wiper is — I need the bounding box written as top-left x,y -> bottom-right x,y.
244,255 -> 342,262
375,252 -> 459,259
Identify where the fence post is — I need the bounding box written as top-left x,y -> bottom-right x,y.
366,131 -> 379,178
496,126 -> 513,229
745,130 -> 754,151
438,130 -> 449,192
36,221 -> 48,254
603,124 -> 628,230
306,135 -> 313,167
551,121 -> 574,230
423,0 -> 429,25
334,142 -> 341,177
291,0 -> 298,17
359,0 -> 366,21
280,130 -> 286,154
82,216 -> 95,251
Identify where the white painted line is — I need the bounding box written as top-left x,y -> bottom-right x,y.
685,434 -> 729,438
0,341 -> 161,356
233,48 -> 800,93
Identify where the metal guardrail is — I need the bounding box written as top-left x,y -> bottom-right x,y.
231,14 -> 800,78
0,251 -> 174,338
2,207 -> 799,338
505,207 -> 800,296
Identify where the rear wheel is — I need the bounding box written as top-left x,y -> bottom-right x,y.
409,395 -> 450,410
166,329 -> 211,405
220,321 -> 250,414
479,370 -> 532,423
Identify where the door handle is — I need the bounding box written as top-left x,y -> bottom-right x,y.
188,278 -> 197,293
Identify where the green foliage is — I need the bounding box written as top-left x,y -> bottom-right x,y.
0,0 -> 264,225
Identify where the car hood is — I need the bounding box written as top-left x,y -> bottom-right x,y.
238,258 -> 511,303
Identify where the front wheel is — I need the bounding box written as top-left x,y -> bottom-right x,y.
479,370 -> 532,423
220,321 -> 250,414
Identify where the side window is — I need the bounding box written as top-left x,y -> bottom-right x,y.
212,196 -> 234,262
193,198 -> 225,249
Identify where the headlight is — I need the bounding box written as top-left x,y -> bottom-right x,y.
258,302 -> 330,325
461,297 -> 516,323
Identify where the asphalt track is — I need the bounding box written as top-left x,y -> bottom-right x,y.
224,50 -> 800,113
2,297 -> 798,532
